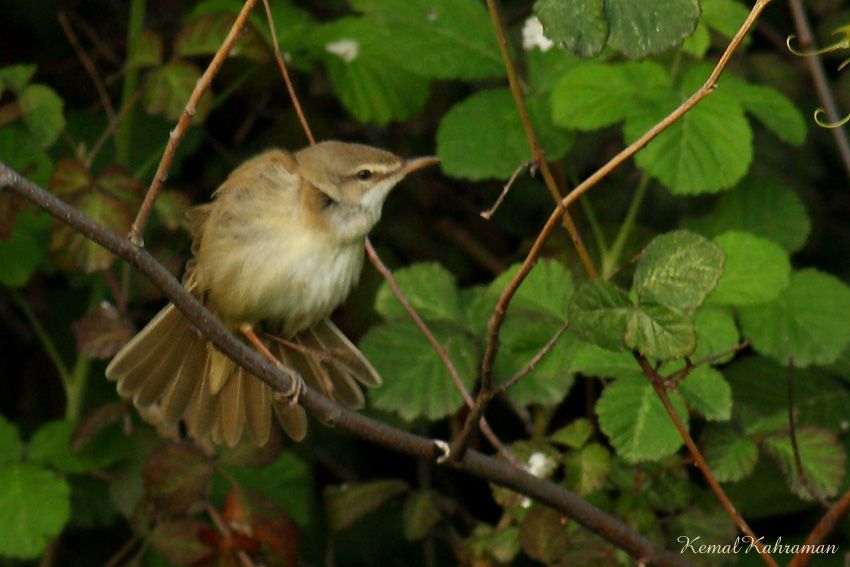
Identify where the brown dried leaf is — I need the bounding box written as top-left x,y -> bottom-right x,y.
72,302 -> 135,358
519,505 -> 570,564
143,443 -> 213,514
224,486 -> 298,566
49,158 -> 90,198
150,518 -> 213,565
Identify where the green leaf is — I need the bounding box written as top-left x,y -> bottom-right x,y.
126,30 -> 163,70
692,306 -> 740,363
570,341 -> 644,380
249,0 -> 315,51
352,0 -> 503,80
0,124 -> 53,187
525,45 -> 580,94
625,301 -> 696,360
175,12 -> 268,61
28,420 -> 100,474
563,443 -> 612,495
402,490 -> 441,541
534,0 -> 608,58
519,505 -> 570,563
725,77 -> 807,146
361,321 -> 477,421
700,0 -> 750,39
141,60 -> 212,122
596,377 -> 688,462
535,0 -> 699,58
374,262 -> 461,324
763,428 -> 846,501
709,231 -> 790,306
324,479 -> 408,532
221,452 -> 311,526
0,210 -> 51,287
18,84 -> 65,149
437,88 -> 572,180
0,416 -> 22,464
634,230 -> 725,314
468,524 -> 521,563
551,61 -> 671,131
701,425 -> 758,482
678,366 -> 732,421
682,21 -> 711,57
0,463 -> 71,559
551,418 -> 594,449
486,259 -> 574,323
739,269 -> 850,367
626,80 -> 752,195
605,0 -> 700,58
0,64 -> 36,95
684,178 -> 810,253
569,280 -> 631,351
315,18 -> 430,125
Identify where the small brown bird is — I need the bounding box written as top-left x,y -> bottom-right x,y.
107,141 -> 438,447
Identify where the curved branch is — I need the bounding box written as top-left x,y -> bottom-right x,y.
0,161 -> 694,567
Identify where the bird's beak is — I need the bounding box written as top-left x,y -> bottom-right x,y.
401,155 -> 440,176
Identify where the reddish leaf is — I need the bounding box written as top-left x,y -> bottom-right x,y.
151,519 -> 213,565
223,486 -> 298,566
73,301 -> 135,358
96,165 -> 143,202
143,443 -> 213,514
49,158 -> 90,198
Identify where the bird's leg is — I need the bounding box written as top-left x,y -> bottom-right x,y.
239,323 -> 305,405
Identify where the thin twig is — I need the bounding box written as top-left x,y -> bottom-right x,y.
495,322 -> 569,394
260,0 -> 315,145
0,162 -> 695,567
788,0 -> 850,181
662,340 -> 751,386
788,487 -> 850,567
58,12 -> 116,122
786,357 -> 830,508
103,536 -> 141,567
8,289 -> 71,382
480,159 -> 531,220
479,0 -> 773,425
635,354 -> 779,567
129,0 -> 259,245
85,90 -> 142,168
365,240 -> 522,468
66,10 -> 120,64
485,0 -> 597,279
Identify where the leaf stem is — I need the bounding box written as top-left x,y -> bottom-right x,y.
604,173 -> 650,277
115,0 -> 145,166
8,288 -> 70,384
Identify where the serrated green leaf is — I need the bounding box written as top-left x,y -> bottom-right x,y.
221,452 -> 311,526
534,0 -> 608,58
402,490 -> 441,541
352,0 -> 503,80
437,88 -> 572,180
763,428 -> 846,501
0,463 -> 71,559
126,30 -> 163,70
684,178 -> 810,253
0,210 -> 51,287
564,443 -> 612,495
28,420 -> 100,474
569,280 -> 631,351
374,262 -> 461,324
692,306 -> 740,363
570,341 -> 644,379
725,76 -> 806,146
487,259 -> 574,323
596,378 -> 689,462
709,231 -> 790,306
634,230 -> 725,314
678,366 -> 732,421
551,418 -> 594,449
551,61 -> 671,131
605,0 -> 700,58
0,64 -> 36,95
0,124 -> 53,187
626,85 -> 751,195
315,18 -> 430,125
701,425 -> 758,482
141,60 -> 211,122
0,416 -> 22,465
739,269 -> 850,367
324,479 -> 408,532
18,84 -> 65,149
625,301 -> 696,360
361,321 -> 477,421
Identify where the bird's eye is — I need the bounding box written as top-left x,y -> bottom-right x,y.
320,192 -> 336,209
356,169 -> 373,181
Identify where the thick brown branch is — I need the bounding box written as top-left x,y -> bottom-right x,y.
0,161 -> 694,567
129,0 -> 259,245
